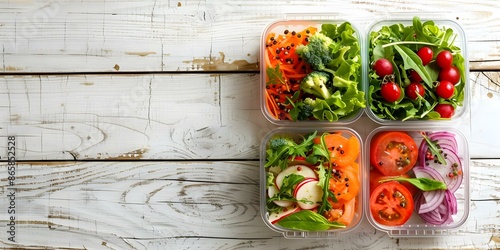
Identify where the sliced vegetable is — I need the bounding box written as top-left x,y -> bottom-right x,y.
370,131 -> 418,176
294,179 -> 322,210
370,181 -> 414,226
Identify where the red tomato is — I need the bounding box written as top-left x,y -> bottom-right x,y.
373,58 -> 393,77
435,80 -> 455,99
370,181 -> 414,226
439,66 -> 460,85
417,47 -> 433,66
405,82 -> 425,100
370,131 -> 418,176
369,168 -> 418,196
409,70 -> 422,83
436,50 -> 453,68
380,82 -> 401,102
434,104 -> 455,118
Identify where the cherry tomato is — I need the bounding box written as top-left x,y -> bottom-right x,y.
409,70 -> 422,83
417,47 -> 433,66
380,82 -> 401,102
435,80 -> 455,99
439,66 -> 460,85
436,50 -> 453,68
373,58 -> 393,77
370,181 -> 414,226
434,104 -> 455,118
405,82 -> 425,100
369,168 -> 418,196
370,131 -> 418,176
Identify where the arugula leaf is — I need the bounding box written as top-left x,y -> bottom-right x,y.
265,131 -> 317,169
276,210 -> 346,231
421,132 -> 447,165
265,64 -> 285,85
380,177 -> 447,191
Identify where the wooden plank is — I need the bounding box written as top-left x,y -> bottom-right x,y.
0,160 -> 498,249
0,72 -> 498,160
0,0 -> 499,73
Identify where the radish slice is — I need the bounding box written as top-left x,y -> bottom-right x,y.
268,204 -> 300,224
268,184 -> 293,207
275,165 -> 317,189
293,179 -> 323,210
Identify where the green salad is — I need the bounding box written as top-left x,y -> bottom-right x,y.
368,16 -> 467,121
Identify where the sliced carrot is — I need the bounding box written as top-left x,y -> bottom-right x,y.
264,26 -> 317,120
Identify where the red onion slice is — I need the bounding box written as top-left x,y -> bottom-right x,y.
412,166 -> 446,214
423,148 -> 463,193
418,190 -> 457,225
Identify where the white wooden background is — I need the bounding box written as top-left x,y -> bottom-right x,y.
0,0 -> 499,249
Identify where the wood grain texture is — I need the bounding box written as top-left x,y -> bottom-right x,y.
0,160 -> 498,249
0,0 -> 499,73
0,72 -> 499,160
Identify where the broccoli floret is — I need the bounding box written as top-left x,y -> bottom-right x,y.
297,104 -> 314,121
268,136 -> 295,151
300,71 -> 331,99
303,97 -> 316,107
295,33 -> 336,75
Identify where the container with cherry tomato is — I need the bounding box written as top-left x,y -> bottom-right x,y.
367,16 -> 468,122
365,127 -> 470,236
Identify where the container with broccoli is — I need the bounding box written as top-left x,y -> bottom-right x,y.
261,20 -> 365,124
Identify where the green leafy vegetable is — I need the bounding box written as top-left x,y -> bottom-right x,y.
276,210 -> 346,231
368,16 -> 466,121
289,22 -> 365,122
380,177 -> 447,191
265,131 -> 317,169
421,132 -> 447,165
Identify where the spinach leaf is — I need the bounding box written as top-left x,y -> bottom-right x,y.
276,210 -> 346,231
393,44 -> 434,88
380,177 -> 447,191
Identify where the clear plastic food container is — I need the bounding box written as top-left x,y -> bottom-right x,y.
365,16 -> 469,124
260,127 -> 364,238
364,126 -> 470,236
260,17 -> 366,126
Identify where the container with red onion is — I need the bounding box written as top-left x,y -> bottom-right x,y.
364,126 -> 469,236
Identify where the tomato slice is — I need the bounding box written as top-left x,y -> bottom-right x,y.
369,168 -> 418,196
328,165 -> 359,203
314,134 -> 360,168
325,198 -> 356,226
370,181 -> 414,226
370,131 -> 418,176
